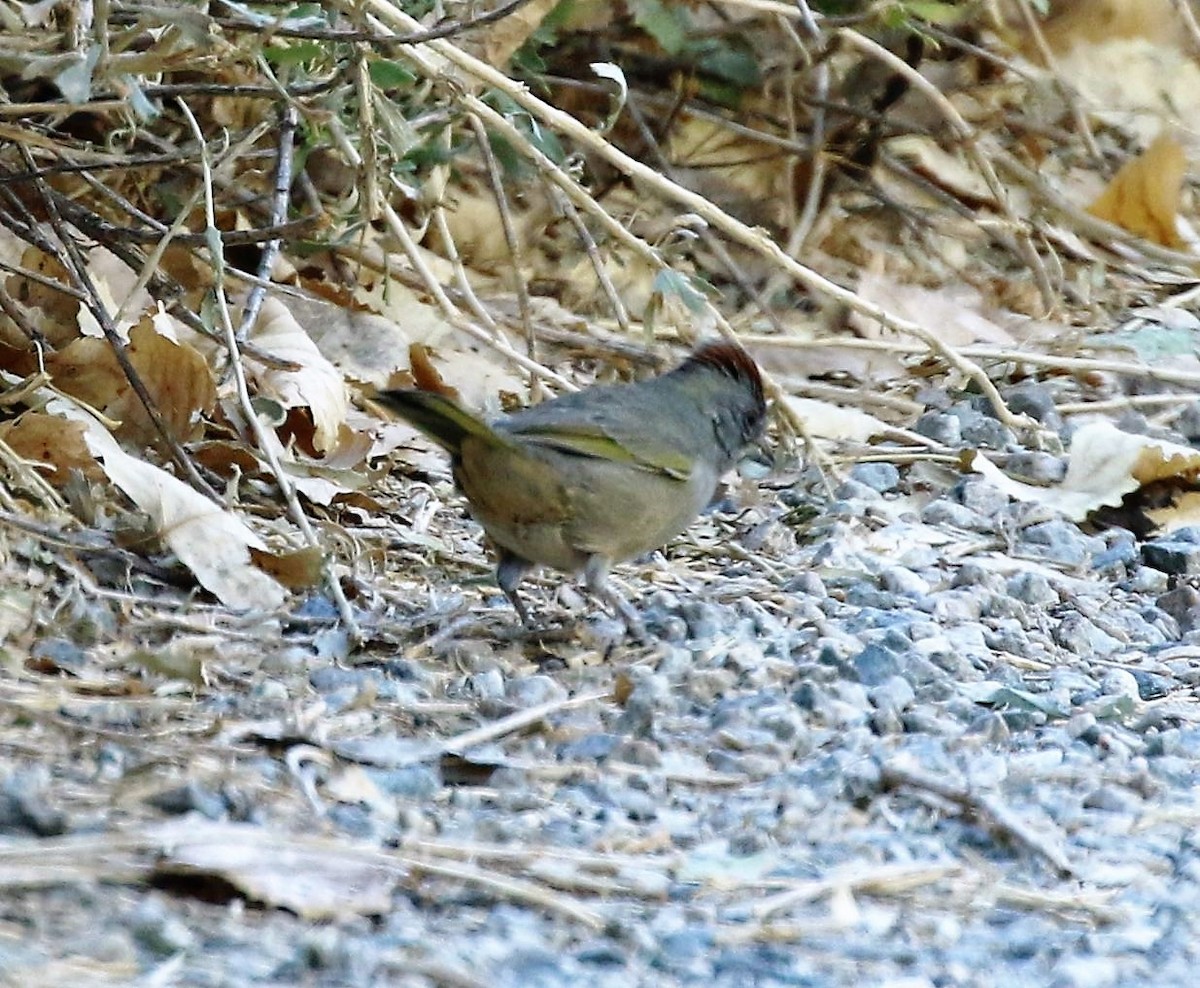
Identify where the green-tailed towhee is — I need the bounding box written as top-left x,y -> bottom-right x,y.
377,342 -> 767,633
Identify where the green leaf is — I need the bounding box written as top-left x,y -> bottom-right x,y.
698,44 -> 760,87
263,42 -> 323,67
903,1 -> 968,25
652,269 -> 708,315
630,0 -> 690,55
369,59 -> 416,89
283,2 -> 326,25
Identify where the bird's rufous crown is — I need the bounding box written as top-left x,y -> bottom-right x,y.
682,342 -> 764,402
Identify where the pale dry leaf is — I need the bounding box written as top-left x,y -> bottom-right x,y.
1059,38 -> 1200,144
76,247 -> 152,341
1147,491 -> 1200,531
1087,132 -> 1189,247
427,181 -> 551,273
782,395 -> 894,443
249,413 -> 379,506
48,396 -> 286,610
148,819 -> 397,920
854,269 -> 1018,347
888,135 -> 997,208
248,296 -> 349,454
279,289 -> 437,388
1023,0 -> 1185,53
969,420 -> 1200,521
248,545 -> 325,590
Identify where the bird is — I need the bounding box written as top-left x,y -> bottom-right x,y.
376,341 -> 767,634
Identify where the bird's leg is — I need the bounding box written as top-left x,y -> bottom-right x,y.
496,551 -> 534,626
583,555 -> 647,640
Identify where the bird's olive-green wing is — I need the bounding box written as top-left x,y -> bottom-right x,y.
505,420 -> 695,479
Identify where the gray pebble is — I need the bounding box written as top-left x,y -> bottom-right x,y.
1101,668 -> 1140,700
1007,571 -> 1059,606
849,461 -> 901,492
468,667 -> 506,701
1006,382 -> 1065,430
954,478 -> 1010,517
880,566 -> 930,596
1004,451 -> 1068,484
132,897 -> 196,956
834,478 -> 884,501
1019,520 -> 1102,567
915,411 -> 962,445
1142,538 -> 1200,575
506,674 -> 566,707
869,675 -> 916,713
921,499 -> 988,530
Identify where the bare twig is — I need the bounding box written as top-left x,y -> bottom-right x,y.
880,761 -> 1075,876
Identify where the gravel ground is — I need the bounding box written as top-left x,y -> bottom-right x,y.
5,382 -> 1200,988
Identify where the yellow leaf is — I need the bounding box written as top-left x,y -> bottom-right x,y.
1087,132 -> 1187,247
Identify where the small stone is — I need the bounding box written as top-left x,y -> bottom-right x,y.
1093,530 -> 1138,574
834,478 -> 883,501
1100,668 -> 1140,700
371,764 -> 441,798
145,781 -> 226,820
849,462 -> 901,492
954,478 -> 1010,517
948,401 -> 1016,448
1142,539 -> 1200,575
1006,383 -> 1065,430
1004,451 -> 1067,484
869,675 -> 916,713
506,674 -> 566,707
915,411 -> 962,446
1054,615 -> 1123,658
1067,711 -> 1098,739
921,500 -> 987,530
467,668 -> 506,701
951,562 -> 1004,590
132,897 -> 196,956
1007,571 -> 1059,606
612,738 -> 662,767
880,566 -> 930,596
1127,568 -> 1170,594
560,733 -> 619,761
1131,670 -> 1173,700
1019,520 -> 1100,567
925,589 -> 984,623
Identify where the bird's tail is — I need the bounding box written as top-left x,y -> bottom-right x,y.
375,389 -> 500,454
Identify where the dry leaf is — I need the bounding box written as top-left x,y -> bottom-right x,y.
1022,0 -> 1184,53
49,396 -> 287,610
1086,132 -> 1187,247
854,270 -> 1019,347
149,819 -> 398,920
248,296 -> 349,454
0,411 -> 101,484
969,420 -> 1200,521
888,136 -> 997,208
8,246 -> 79,346
408,342 -> 458,397
476,0 -> 562,66
782,396 -> 897,443
46,319 -> 216,446
249,545 -> 325,590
